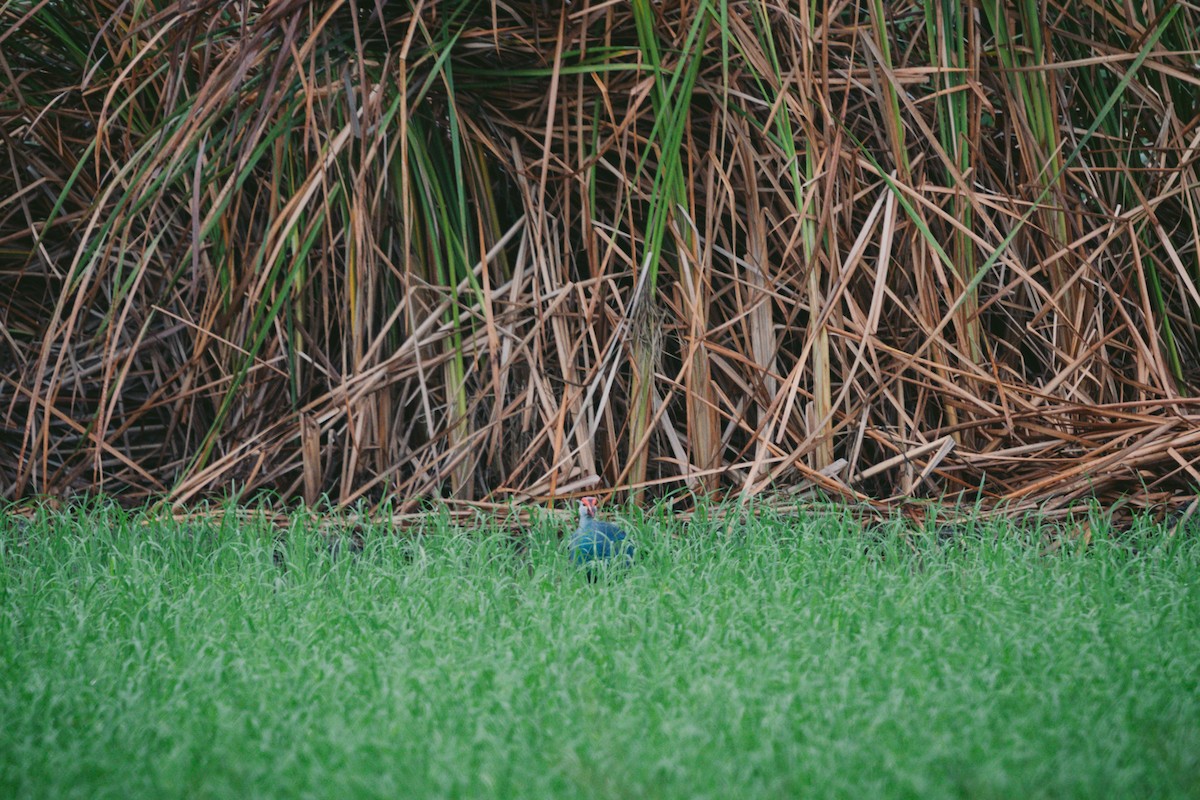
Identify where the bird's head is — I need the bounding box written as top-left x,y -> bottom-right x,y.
579,496 -> 600,520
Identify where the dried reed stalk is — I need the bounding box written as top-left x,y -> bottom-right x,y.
2,0 -> 1199,517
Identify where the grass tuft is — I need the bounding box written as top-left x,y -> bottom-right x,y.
2,505 -> 1198,798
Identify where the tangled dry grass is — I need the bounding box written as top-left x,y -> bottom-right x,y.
2,0 -> 1199,517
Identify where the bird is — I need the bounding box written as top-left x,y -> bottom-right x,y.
569,495 -> 634,574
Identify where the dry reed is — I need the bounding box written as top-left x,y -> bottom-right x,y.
2,0 -> 1199,518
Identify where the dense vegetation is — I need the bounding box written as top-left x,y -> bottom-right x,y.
2,1 -> 1200,512
1,505 -> 1198,798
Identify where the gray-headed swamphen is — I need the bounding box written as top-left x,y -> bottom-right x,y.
569,496 -> 634,576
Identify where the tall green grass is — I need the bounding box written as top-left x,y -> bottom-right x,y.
2,505 -> 1198,798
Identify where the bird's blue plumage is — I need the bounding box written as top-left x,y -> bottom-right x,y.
569,519 -> 631,564
570,499 -> 634,569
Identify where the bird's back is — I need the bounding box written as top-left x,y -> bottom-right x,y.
570,518 -> 630,563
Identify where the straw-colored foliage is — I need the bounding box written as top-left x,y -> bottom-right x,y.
2,0 -> 1199,514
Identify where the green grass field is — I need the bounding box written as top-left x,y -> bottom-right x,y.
2,505 -> 1198,799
